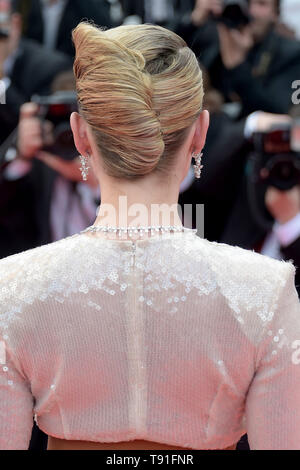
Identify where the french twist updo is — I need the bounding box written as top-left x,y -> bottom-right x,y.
72,22 -> 204,180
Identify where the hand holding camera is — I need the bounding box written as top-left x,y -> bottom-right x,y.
17,102 -> 54,160
217,22 -> 253,69
16,99 -> 98,188
195,0 -> 253,69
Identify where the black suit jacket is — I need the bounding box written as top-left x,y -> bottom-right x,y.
8,38 -> 72,111
0,158 -> 57,259
24,0 -> 112,57
217,27 -> 300,116
0,38 -> 72,145
0,153 -> 95,261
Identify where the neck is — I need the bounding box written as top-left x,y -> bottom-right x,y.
93,177 -> 183,227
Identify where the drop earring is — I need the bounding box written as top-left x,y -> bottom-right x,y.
79,153 -> 90,181
192,151 -> 203,179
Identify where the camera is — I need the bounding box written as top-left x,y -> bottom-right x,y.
31,91 -> 79,161
0,91 -> 79,171
216,0 -> 251,29
251,120 -> 300,191
0,27 -> 9,39
246,120 -> 300,231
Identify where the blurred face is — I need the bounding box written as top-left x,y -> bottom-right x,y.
0,1 -> 21,58
0,0 -> 11,37
249,0 -> 278,41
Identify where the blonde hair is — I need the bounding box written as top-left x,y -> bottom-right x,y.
72,22 -> 204,180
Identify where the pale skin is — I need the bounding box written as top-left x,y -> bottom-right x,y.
265,186 -> 300,224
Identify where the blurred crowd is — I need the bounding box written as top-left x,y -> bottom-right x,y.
0,0 -> 300,451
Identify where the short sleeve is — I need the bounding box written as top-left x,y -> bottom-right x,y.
0,339 -> 34,449
245,263 -> 300,449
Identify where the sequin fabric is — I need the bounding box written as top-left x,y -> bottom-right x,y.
0,230 -> 300,449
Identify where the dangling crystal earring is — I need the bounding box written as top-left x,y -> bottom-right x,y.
192,151 -> 203,179
79,153 -> 90,181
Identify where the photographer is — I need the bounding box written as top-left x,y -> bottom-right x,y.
218,109 -> 300,296
0,0 -> 72,145
173,0 -> 222,69
216,0 -> 300,115
177,0 -> 300,116
0,84 -> 100,260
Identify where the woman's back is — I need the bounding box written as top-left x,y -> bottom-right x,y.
0,229 -> 299,449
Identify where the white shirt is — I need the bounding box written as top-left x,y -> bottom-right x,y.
50,175 -> 100,241
144,0 -> 174,23
40,0 -> 68,51
0,79 -> 7,104
281,0 -> 300,39
261,212 -> 300,258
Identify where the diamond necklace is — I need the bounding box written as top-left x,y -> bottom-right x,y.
80,225 -> 197,238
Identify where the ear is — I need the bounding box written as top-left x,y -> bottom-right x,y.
191,110 -> 210,154
70,112 -> 90,156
